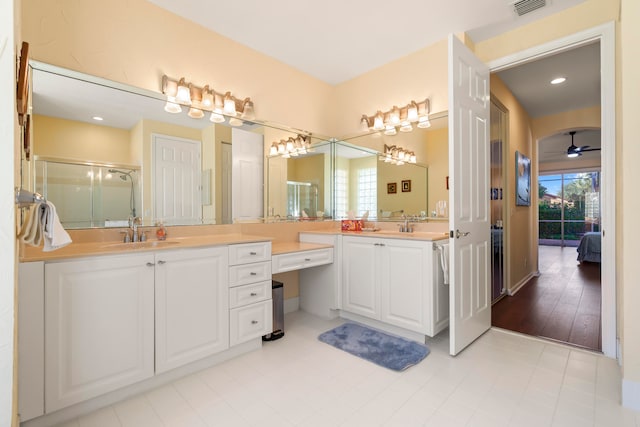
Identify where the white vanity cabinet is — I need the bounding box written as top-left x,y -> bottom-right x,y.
44,253 -> 156,413
228,242 -> 273,346
341,235 -> 447,337
154,247 -> 229,374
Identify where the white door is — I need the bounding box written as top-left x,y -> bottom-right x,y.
155,247 -> 229,373
221,142 -> 232,224
153,134 -> 202,224
448,34 -> 491,356
231,128 -> 264,221
342,236 -> 378,319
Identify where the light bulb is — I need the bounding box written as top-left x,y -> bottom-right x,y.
228,117 -> 243,127
286,139 -> 294,153
188,107 -> 204,119
223,92 -> 237,115
360,115 -> 370,131
373,112 -> 384,131
175,78 -> 191,105
417,116 -> 431,128
399,122 -> 413,132
240,98 -> 255,120
407,101 -> 419,122
269,144 -> 278,156
164,98 -> 182,114
278,141 -> 286,154
209,112 -> 225,123
390,106 -> 400,125
384,125 -> 397,136
201,87 -> 213,108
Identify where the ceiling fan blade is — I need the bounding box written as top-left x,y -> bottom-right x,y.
577,145 -> 591,151
580,147 -> 601,152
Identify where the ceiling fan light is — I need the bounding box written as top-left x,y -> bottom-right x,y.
567,152 -> 580,158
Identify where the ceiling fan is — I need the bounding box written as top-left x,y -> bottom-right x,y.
566,130 -> 601,158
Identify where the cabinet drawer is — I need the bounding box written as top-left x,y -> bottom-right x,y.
229,261 -> 271,287
272,248 -> 334,273
229,242 -> 271,265
229,281 -> 271,309
230,300 -> 272,346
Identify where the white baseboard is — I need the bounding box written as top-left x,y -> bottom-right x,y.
284,297 -> 299,314
622,379 -> 640,411
507,271 -> 538,296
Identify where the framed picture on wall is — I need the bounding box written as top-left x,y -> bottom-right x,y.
387,182 -> 397,194
401,180 -> 411,192
515,151 -> 531,206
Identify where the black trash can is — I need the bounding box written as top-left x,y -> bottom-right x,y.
263,280 -> 284,341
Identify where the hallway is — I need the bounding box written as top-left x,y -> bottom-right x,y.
492,245 -> 602,351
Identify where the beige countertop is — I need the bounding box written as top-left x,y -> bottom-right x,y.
301,230 -> 450,242
20,233 -> 273,262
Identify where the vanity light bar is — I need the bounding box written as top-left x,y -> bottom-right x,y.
360,99 -> 431,134
161,75 -> 255,124
380,144 -> 417,165
268,134 -> 312,158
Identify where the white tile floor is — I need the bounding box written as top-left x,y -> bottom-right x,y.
56,311 -> 638,427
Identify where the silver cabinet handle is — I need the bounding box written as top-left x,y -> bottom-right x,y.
251,320 -> 258,324
146,262 -> 155,267
250,272 -> 257,276
374,243 -> 386,247
157,260 -> 166,265
250,292 -> 258,296
249,251 -> 257,255
304,258 -> 311,261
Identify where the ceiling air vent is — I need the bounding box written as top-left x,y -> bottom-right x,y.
511,0 -> 547,16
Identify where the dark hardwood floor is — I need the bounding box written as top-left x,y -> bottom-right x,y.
492,245 -> 602,351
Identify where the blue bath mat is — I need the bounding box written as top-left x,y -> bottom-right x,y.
318,322 -> 429,371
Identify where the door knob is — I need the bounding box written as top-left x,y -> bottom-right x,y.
455,229 -> 470,239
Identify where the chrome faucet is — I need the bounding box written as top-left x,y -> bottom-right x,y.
398,215 -> 414,233
129,216 -> 142,242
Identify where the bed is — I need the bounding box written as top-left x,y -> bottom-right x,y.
577,231 -> 601,263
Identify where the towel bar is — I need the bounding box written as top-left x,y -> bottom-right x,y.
15,188 -> 45,208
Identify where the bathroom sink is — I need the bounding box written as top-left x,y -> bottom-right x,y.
100,240 -> 181,250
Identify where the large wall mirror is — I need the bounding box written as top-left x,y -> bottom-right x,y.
335,115 -> 449,222
26,61 -> 330,228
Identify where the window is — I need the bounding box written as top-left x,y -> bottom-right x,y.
334,169 -> 348,219
356,168 -> 376,217
538,171 -> 600,247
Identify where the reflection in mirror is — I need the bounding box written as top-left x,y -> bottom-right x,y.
28,61 -> 322,228
33,158 -> 141,228
267,140 -> 332,221
337,114 -> 449,221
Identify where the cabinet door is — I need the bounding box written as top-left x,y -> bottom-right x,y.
45,254 -> 155,412
342,236 -> 378,319
155,247 -> 229,374
379,239 -> 430,333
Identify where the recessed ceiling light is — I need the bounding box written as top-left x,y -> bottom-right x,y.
92,116 -> 104,121
550,77 -> 566,85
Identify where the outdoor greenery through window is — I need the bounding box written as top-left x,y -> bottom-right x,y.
539,171 -> 600,247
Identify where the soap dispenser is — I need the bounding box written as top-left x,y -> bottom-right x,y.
156,221 -> 167,241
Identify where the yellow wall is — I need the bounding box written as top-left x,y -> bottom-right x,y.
533,106 -> 602,173
490,74 -> 535,292
424,127 -> 449,215
333,39 -> 449,137
33,115 -> 133,164
21,0 -> 334,136
377,160 -> 428,217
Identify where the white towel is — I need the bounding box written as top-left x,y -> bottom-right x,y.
438,244 -> 450,285
17,203 -> 43,246
41,201 -> 72,251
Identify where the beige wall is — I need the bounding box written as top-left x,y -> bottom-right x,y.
33,115 -> 133,164
424,127 -> 449,215
490,74 -> 535,292
533,106 -> 602,173
21,0 -> 334,136
332,39 -> 449,137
